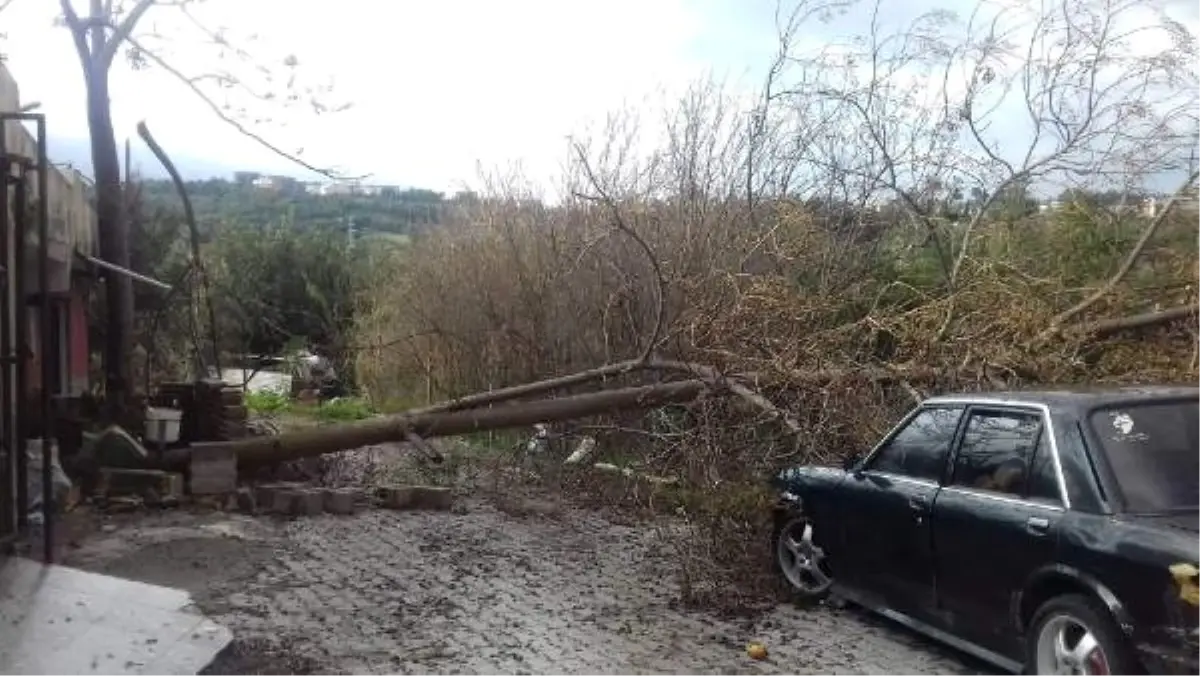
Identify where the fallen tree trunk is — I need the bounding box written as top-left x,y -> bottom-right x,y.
407,357 -> 932,421
220,379 -> 715,466
410,359 -> 643,415
1080,304 -> 1197,339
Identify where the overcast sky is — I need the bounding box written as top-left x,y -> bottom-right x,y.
2,0 -> 782,191
2,0 -> 1196,193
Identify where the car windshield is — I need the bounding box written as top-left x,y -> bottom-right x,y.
1088,399 -> 1199,513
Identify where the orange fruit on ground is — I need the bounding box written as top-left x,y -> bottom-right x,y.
746,642 -> 768,660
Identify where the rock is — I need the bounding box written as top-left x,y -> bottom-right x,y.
323,488 -> 357,515
91,426 -> 148,468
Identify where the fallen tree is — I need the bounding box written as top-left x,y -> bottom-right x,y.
222,379 -> 716,467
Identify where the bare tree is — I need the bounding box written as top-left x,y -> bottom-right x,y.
767,0 -> 1197,307
55,0 -> 351,421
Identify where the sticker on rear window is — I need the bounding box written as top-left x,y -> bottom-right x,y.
1108,411 -> 1148,442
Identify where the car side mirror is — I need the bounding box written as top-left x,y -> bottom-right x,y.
842,453 -> 861,472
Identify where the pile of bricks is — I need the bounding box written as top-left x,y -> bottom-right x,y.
244,483 -> 362,516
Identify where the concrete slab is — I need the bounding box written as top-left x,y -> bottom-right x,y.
0,556 -> 231,675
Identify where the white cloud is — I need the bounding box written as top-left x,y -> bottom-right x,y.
3,0 -> 722,191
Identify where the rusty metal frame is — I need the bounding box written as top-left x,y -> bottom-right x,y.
0,112 -> 55,563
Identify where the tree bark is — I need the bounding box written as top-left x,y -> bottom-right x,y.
222,380 -> 714,467
85,62 -> 135,422
1081,304 -> 1198,339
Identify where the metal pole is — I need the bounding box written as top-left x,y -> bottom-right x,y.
35,116 -> 54,564
0,112 -> 47,541
0,155 -> 10,542
12,166 -> 27,532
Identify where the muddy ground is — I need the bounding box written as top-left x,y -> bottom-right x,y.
58,493 -> 993,675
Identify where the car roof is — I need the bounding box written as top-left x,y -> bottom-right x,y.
924,385 -> 1198,414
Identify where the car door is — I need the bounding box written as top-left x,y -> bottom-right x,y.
931,405 -> 1065,659
836,405 -> 964,618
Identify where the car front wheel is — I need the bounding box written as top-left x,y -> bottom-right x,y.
1027,594 -> 1139,675
772,513 -> 834,600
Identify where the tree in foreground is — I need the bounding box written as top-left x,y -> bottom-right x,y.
55,0 -> 351,421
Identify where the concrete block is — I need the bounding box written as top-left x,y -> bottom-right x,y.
411,486 -> 454,511
378,485 -> 452,511
293,488 -> 324,516
98,468 -> 184,502
270,488 -> 297,515
191,443 -> 236,464
235,486 -> 256,513
189,443 -> 237,495
323,488 -> 357,515
378,485 -> 414,509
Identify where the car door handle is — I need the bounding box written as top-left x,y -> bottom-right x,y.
908,498 -> 928,513
1026,516 -> 1050,535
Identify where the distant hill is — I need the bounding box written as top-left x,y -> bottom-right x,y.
47,135 -> 312,182
135,176 -> 447,238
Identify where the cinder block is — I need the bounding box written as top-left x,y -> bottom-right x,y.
377,485 -> 452,511
98,468 -> 184,502
293,488 -> 324,516
190,443 -> 237,495
235,486 -> 256,513
411,486 -> 453,511
323,488 -> 357,515
378,485 -> 414,509
270,488 -> 297,515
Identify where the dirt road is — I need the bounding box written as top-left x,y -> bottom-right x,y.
62,499 -> 990,675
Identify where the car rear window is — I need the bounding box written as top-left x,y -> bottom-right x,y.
1088,399 -> 1199,513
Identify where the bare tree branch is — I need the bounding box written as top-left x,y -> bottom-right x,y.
99,0 -> 156,67
121,32 -> 361,180
571,142 -> 666,364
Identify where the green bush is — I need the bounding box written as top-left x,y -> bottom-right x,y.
245,390 -> 292,415
313,397 -> 375,422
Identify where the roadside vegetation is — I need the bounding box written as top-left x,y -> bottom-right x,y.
119,0 -> 1196,611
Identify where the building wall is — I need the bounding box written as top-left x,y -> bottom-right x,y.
69,287 -> 89,395
1,62 -> 99,401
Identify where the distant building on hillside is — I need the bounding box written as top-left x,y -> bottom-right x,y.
319,182 -> 356,196
251,175 -> 298,192
295,180 -> 401,197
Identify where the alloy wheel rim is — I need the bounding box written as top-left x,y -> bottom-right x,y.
777,519 -> 833,594
1035,613 -> 1110,675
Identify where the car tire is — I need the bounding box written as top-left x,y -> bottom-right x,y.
771,511 -> 834,601
1026,594 -> 1140,675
